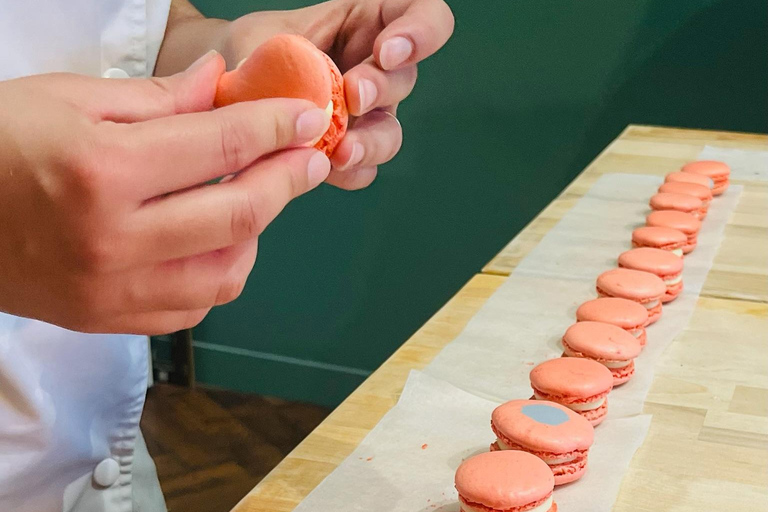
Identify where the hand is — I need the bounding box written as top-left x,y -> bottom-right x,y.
168,0 -> 455,189
0,52 -> 331,334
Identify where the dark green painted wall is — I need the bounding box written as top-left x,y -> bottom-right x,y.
188,0 -> 768,406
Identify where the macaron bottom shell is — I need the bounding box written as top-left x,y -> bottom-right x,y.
580,401 -> 608,426
662,280 -> 683,303
712,179 -> 730,195
635,328 -> 647,348
610,360 -> 635,386
646,302 -> 663,324
682,237 -> 697,254
459,494 -> 557,512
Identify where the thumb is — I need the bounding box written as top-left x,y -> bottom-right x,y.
96,50 -> 227,122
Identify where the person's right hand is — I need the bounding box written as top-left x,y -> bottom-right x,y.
0,51 -> 331,335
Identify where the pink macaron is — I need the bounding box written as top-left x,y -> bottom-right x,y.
576,297 -> 649,348
530,357 -> 614,427
562,321 -> 642,386
658,181 -> 712,219
455,451 -> 557,512
596,268 -> 666,324
632,226 -> 687,258
682,160 -> 730,195
665,171 -> 714,190
646,210 -> 701,254
650,192 -> 705,220
490,399 -> 594,485
619,248 -> 684,303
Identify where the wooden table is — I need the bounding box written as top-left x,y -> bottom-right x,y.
233,125 -> 768,512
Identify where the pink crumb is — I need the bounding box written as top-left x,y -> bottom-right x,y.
421,444 -> 428,450
366,457 -> 373,462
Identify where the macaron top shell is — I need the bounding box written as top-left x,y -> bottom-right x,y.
455,451 -> 554,509
682,160 -> 731,180
632,226 -> 687,248
659,181 -> 712,202
650,192 -> 703,212
665,171 -> 714,189
530,357 -> 613,400
576,297 -> 648,330
563,321 -> 642,361
597,268 -> 667,301
492,399 -> 594,454
646,210 -> 701,235
619,247 -> 684,276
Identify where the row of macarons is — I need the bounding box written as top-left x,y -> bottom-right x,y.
453,160 -> 731,512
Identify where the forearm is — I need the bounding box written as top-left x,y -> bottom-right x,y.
155,0 -> 229,76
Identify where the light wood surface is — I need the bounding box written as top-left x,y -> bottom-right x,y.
233,126 -> 768,512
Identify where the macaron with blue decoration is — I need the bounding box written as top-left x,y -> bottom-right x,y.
490,399 -> 594,485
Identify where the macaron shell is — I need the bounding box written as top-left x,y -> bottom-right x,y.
576,297 -> 648,331
682,161 -> 731,195
650,192 -> 703,217
580,401 -> 608,426
596,268 -> 667,302
491,400 -> 594,454
562,321 -> 642,361
663,280 -> 683,303
611,360 -> 635,386
646,210 -> 701,235
659,181 -> 712,203
632,226 -> 687,251
551,458 -> 588,485
214,34 -> 348,156
455,451 -> 554,510
618,247 -> 684,277
530,357 -> 614,401
665,171 -> 714,189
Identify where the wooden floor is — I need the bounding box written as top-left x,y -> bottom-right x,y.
141,384 -> 330,512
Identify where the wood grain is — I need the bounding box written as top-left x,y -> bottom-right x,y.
233,126 -> 768,512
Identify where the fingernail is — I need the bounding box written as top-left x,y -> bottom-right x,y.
296,108 -> 331,142
186,49 -> 218,73
358,78 -> 378,113
343,142 -> 365,169
380,37 -> 413,70
307,152 -> 331,187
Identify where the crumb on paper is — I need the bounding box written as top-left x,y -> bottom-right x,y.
421,443 -> 428,450
366,456 -> 373,462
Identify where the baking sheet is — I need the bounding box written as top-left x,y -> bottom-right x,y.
697,145 -> 768,182
294,371 -> 651,512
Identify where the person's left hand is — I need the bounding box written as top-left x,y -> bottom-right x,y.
219,0 -> 454,190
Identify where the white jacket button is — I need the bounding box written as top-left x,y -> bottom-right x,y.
102,67 -> 130,79
93,458 -> 120,487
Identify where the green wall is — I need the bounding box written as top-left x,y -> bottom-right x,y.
188,0 -> 768,406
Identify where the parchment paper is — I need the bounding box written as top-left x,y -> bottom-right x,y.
294,371 -> 651,512
291,173 -> 744,512
697,145 -> 768,181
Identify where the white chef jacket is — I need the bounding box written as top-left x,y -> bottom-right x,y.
0,1 -> 172,511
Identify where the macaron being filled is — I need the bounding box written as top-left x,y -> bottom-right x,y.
665,171 -> 714,190
576,297 -> 649,348
646,210 -> 702,254
596,268 -> 666,324
530,357 -> 613,427
455,451 -> 557,512
562,321 -> 642,386
632,226 -> 687,257
619,248 -> 684,303
682,160 -> 731,195
490,399 -> 594,485
214,34 -> 348,157
650,192 -> 705,220
658,181 -> 712,219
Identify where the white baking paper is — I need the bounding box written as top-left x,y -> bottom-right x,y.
697,145 -> 768,181
425,175 -> 743,420
294,371 -> 651,512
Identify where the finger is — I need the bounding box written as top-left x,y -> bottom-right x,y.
331,110 -> 403,170
105,98 -> 330,199
325,167 -> 378,190
375,0 -> 455,70
122,148 -> 330,266
32,50 -> 226,122
344,57 -> 417,115
121,238 -> 259,312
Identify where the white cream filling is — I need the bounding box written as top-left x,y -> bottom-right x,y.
461,495 -> 553,512
533,392 -> 604,411
601,360 -> 632,369
308,100 -> 335,146
671,248 -> 684,257
664,274 -> 683,285
630,329 -> 644,338
642,299 -> 660,310
494,438 -> 578,464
